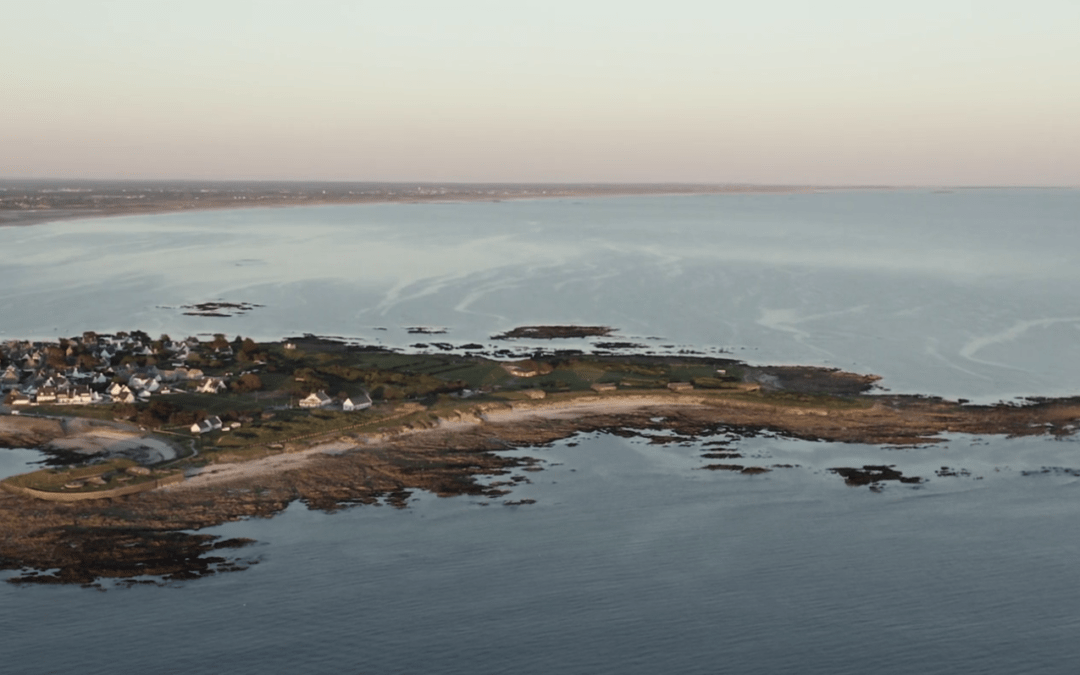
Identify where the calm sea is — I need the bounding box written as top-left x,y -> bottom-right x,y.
3,190 -> 1080,674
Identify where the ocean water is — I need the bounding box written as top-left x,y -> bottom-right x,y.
3,190 -> 1080,674
2,189 -> 1079,401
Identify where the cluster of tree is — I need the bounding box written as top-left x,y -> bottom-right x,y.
235,337 -> 267,363
109,400 -> 202,427
187,335 -> 268,370
314,364 -> 466,399
231,373 -> 263,393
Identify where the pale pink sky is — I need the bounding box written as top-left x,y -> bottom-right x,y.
3,0 -> 1078,185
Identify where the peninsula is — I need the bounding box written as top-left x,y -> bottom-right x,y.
3,329 -> 1079,586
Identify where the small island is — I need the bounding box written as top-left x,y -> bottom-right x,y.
3,327 -> 1080,586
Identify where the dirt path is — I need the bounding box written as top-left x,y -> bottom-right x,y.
168,394 -> 706,490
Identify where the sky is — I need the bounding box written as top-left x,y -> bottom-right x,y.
2,0 -> 1078,185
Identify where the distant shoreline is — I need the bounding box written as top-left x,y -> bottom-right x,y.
0,181 -> 843,228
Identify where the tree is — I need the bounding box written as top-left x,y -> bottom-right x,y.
169,409 -> 198,426
137,399 -> 179,427
236,338 -> 260,362
44,346 -> 67,369
75,353 -> 101,370
232,373 -> 263,393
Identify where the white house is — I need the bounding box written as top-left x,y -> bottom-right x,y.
1,365 -> 20,390
71,385 -> 95,404
299,390 -> 333,408
190,416 -> 224,435
342,392 -> 372,411
197,378 -> 227,394
129,373 -> 161,393
10,392 -> 32,406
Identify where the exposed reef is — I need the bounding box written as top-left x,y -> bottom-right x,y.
491,325 -> 614,340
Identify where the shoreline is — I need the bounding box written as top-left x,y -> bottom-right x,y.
3,330 -> 1080,585
0,181 -> 841,229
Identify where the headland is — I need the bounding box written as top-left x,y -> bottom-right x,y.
2,327 -> 1079,586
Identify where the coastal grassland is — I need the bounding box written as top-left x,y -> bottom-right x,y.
194,403 -> 434,462
553,358 -> 743,390
30,404 -> 124,422
270,346 -> 503,399
208,409 -> 373,449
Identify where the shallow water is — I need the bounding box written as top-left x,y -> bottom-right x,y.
0,447 -> 46,480
4,190 -> 1080,674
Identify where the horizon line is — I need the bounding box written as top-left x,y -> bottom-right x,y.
1,177 -> 1076,190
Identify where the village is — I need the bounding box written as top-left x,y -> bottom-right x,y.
0,331 -> 371,434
